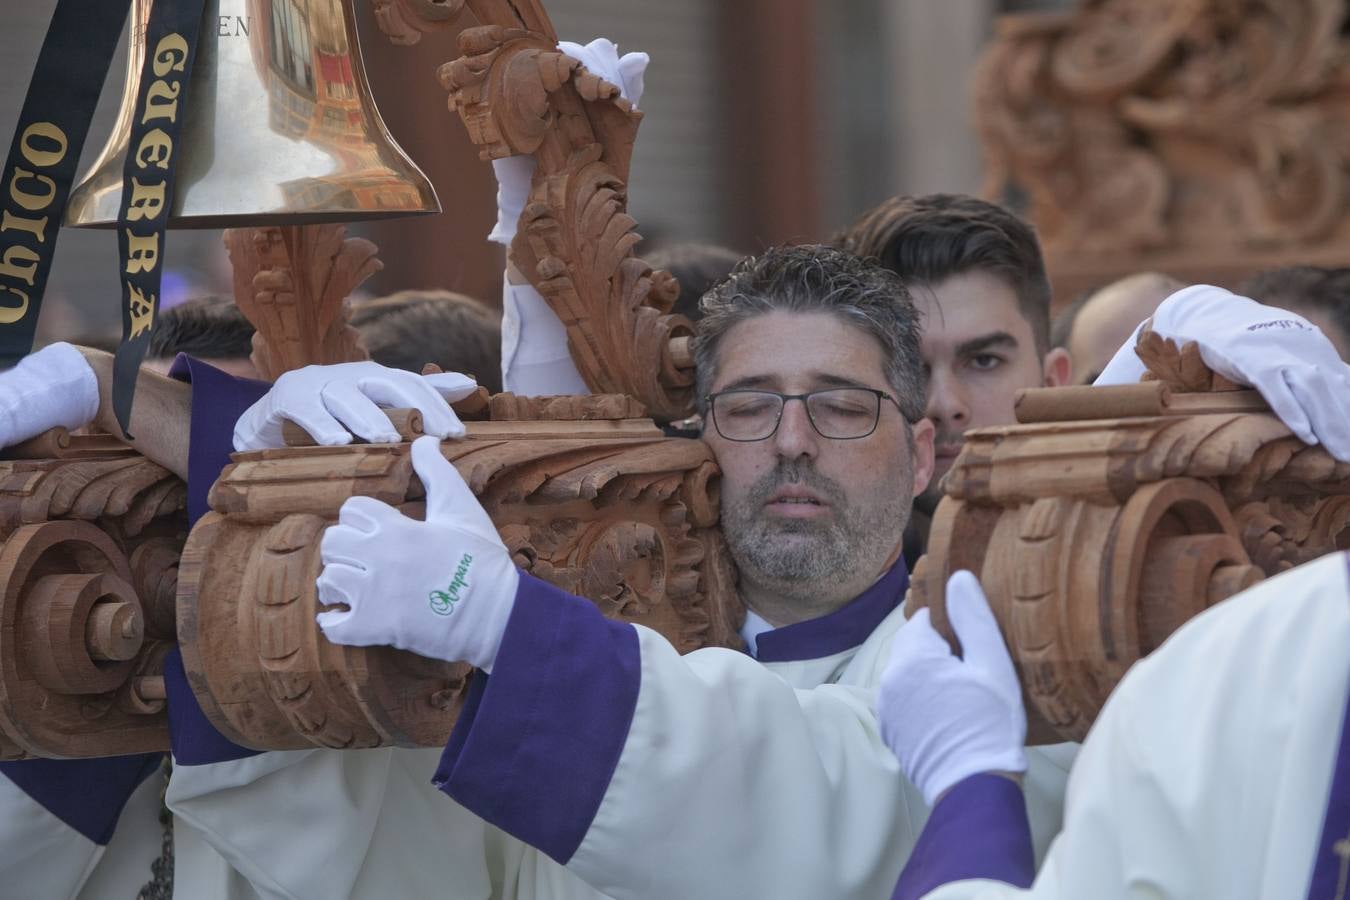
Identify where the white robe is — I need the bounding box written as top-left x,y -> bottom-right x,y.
920,550 -> 1350,900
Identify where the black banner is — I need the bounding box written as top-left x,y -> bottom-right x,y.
112,0 -> 208,436
0,0 -> 132,369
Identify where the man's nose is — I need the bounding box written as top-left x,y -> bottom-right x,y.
772,396 -> 820,460
925,368 -> 969,428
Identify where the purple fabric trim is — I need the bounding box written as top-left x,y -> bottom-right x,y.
163,647 -> 259,765
755,556 -> 909,663
163,356 -> 267,764
892,774 -> 1035,900
1304,553 -> 1350,900
0,753 -> 162,845
434,571 -> 641,864
167,353 -> 268,526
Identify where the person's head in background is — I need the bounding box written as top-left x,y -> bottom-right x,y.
1053,271 -> 1185,385
143,295 -> 259,379
1239,266 -> 1350,362
644,242 -> 745,322
351,289 -> 503,394
838,193 -> 1068,512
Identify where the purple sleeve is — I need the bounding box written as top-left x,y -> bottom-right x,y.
166,353 -> 269,527
433,572 -> 641,864
0,753 -> 163,845
892,774 -> 1035,900
165,355 -> 268,764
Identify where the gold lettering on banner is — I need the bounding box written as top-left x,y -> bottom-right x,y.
0,245 -> 40,285
8,167 -> 56,211
0,287 -> 29,325
124,231 -> 160,275
0,120 -> 66,329
1,211 -> 48,243
125,179 -> 166,223
134,128 -> 173,170
18,122 -> 67,169
1332,833 -> 1349,900
152,33 -> 189,77
141,79 -> 181,124
125,284 -> 156,338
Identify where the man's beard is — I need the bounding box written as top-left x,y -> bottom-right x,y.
721,457 -> 913,607
919,426 -> 964,516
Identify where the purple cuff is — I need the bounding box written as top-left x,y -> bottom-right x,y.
163,647 -> 259,765
0,753 -> 163,845
1305,554 -> 1350,900
434,572 -> 641,864
892,774 -> 1035,900
167,353 -> 268,527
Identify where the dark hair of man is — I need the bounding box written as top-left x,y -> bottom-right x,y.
1239,265 -> 1350,346
645,243 -> 745,322
837,193 -> 1053,355
693,244 -> 926,423
351,289 -> 503,393
146,295 -> 256,361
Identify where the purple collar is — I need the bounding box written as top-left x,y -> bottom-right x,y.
753,556 -> 909,663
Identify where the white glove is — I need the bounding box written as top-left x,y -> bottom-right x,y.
878,571 -> 1027,807
0,342 -> 99,448
486,38 -> 649,247
1095,284 -> 1350,461
315,436 -> 520,672
233,361 -> 478,451
500,276 -> 589,396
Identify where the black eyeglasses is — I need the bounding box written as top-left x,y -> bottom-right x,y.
705,388 -> 905,442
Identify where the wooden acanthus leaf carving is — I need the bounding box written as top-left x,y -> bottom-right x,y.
438,20 -> 696,421
225,224 -> 376,381
369,0 -> 467,46
910,340 -> 1349,745
177,414 -> 740,753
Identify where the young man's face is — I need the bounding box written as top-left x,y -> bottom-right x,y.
916,271 -> 1068,509
701,310 -> 935,619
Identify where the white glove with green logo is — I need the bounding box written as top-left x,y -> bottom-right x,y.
315,436 -> 520,672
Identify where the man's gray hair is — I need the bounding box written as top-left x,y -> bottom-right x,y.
694,244 -> 926,422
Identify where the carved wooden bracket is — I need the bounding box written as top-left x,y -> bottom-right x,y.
974,0 -> 1350,297
907,337 -> 1350,744
0,441 -> 185,759
177,405 -> 738,751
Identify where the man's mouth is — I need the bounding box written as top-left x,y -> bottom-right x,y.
764,487 -> 831,517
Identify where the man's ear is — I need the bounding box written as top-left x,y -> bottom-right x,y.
1042,347 -> 1072,387
908,417 -> 936,498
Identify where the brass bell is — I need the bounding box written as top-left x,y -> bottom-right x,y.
65,0 -> 439,228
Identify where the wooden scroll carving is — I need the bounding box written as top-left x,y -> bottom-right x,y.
176,403 -> 738,751
224,224 -> 377,381
907,335 -> 1350,745
974,0 -> 1350,298
0,435 -> 185,759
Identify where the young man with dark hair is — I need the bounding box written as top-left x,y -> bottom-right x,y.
837,194 -> 1070,531
144,295 -> 259,380
1241,265 -> 1350,362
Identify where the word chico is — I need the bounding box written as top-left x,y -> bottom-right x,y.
122,32 -> 191,340
0,121 -> 66,326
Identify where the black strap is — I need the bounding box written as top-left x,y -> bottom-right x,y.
0,0 -> 132,369
112,0 -> 209,436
